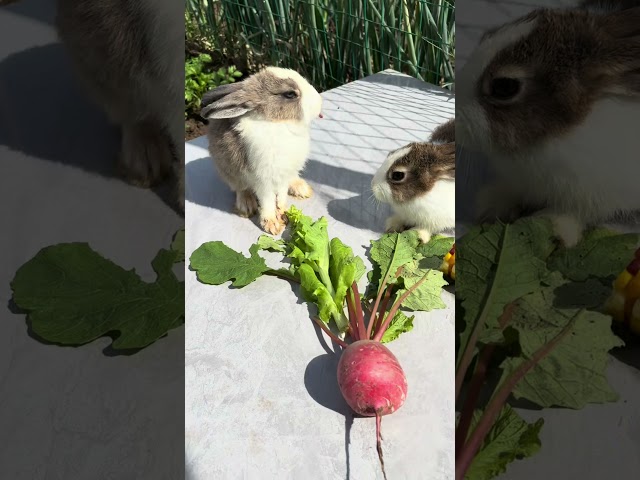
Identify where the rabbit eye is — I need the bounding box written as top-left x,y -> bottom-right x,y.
490,77 -> 521,101
282,91 -> 298,99
389,171 -> 406,183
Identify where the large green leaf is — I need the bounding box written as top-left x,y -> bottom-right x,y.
190,241 -> 269,287
499,273 -> 624,409
547,228 -> 639,282
11,244 -> 184,350
465,405 -> 543,480
457,219 -> 557,366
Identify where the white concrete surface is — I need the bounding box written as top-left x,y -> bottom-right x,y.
185,71 -> 456,480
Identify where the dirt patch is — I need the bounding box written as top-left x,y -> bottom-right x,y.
185,117 -> 208,141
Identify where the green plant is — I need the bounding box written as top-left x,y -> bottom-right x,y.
186,0 -> 455,91
185,54 -> 242,118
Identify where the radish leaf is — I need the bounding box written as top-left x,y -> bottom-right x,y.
456,219 -> 556,368
416,235 -> 455,270
11,243 -> 184,350
329,237 -> 366,318
466,405 -> 543,480
190,241 -> 270,287
547,228 -> 640,282
380,310 -> 415,343
171,228 -> 185,262
499,273 -> 623,409
395,260 -> 448,312
370,231 -> 420,292
298,263 -> 346,330
257,235 -> 287,253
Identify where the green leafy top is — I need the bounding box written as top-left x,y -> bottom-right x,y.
11,231 -> 186,351
456,218 -> 639,480
189,206 -> 453,342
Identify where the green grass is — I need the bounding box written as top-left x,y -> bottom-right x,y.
185,0 -> 455,91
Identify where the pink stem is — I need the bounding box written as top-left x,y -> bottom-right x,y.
352,282 -> 367,341
368,273 -> 391,338
367,267 -> 404,339
372,273 -> 430,342
346,290 -> 359,341
455,311 -> 581,479
372,286 -> 393,339
312,317 -> 348,349
455,303 -> 515,458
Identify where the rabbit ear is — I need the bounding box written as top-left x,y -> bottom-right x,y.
200,82 -> 255,119
595,7 -> 640,95
200,83 -> 243,108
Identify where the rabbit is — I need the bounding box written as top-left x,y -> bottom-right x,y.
200,67 -> 323,235
54,0 -> 185,211
456,0 -> 640,246
371,118 -> 455,244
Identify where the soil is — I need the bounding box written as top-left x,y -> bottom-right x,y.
185,117 -> 208,141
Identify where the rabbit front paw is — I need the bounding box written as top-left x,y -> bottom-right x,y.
261,215 -> 287,236
534,210 -> 584,248
288,178 -> 313,199
413,228 -> 432,244
385,215 -> 407,233
235,190 -> 259,218
118,122 -> 173,188
475,184 -> 524,224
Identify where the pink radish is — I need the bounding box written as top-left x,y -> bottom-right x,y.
313,268 -> 428,479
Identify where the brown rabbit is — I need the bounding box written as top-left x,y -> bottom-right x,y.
200,67 -> 323,235
457,1 -> 640,246
371,119 -> 455,243
54,0 -> 184,210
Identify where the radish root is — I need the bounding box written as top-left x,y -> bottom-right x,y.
376,413 -> 388,480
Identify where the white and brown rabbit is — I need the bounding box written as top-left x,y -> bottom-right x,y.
457,0 -> 640,246
371,119 -> 455,243
54,0 -> 185,210
200,67 -> 323,235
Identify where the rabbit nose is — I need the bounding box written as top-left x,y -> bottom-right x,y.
318,113 -> 324,118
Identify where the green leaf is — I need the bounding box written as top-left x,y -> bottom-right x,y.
498,273 -> 624,409
11,244 -> 184,350
457,218 -> 557,366
547,228 -> 639,282
171,229 -> 185,263
257,235 -> 286,253
329,237 -> 366,318
370,230 -> 421,292
286,206 -> 350,331
380,310 -> 415,343
190,241 -> 270,287
298,263 -> 346,330
287,205 -> 331,278
416,235 -> 455,270
465,405 -> 543,480
398,267 -> 448,312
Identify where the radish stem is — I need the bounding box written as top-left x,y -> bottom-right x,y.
352,282 -> 367,341
372,286 -> 394,339
455,226 -> 510,402
312,316 -> 348,348
455,303 -> 516,457
368,271 -> 392,335
367,267 -> 403,339
265,269 -> 300,283
346,290 -> 359,341
373,272 -> 430,342
455,310 -> 582,479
